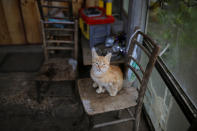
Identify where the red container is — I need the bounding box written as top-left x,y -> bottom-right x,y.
79,7 -> 115,25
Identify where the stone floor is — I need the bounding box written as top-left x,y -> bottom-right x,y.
0,46 -> 150,131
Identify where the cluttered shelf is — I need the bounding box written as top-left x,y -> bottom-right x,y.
81,35 -> 125,66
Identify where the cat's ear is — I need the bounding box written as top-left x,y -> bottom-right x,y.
105,52 -> 112,62
92,47 -> 98,59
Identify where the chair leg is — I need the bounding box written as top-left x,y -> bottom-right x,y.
36,81 -> 42,103
134,113 -> 141,131
134,104 -> 143,131
115,110 -> 122,119
88,116 -> 94,131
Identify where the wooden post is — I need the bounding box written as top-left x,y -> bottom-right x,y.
40,20 -> 48,61
74,19 -> 78,59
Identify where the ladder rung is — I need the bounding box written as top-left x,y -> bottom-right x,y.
46,40 -> 74,44
41,5 -> 69,9
43,21 -> 74,25
93,118 -> 135,128
44,0 -> 72,2
44,16 -> 76,20
46,33 -> 73,37
47,46 -> 74,50
45,28 -> 74,31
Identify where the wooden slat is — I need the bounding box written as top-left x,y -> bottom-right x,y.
41,5 -> 69,9
43,21 -> 74,24
45,28 -> 74,31
74,19 -> 78,59
1,0 -> 26,44
46,40 -> 74,44
44,16 -> 75,20
47,46 -> 74,50
44,0 -> 72,2
127,55 -> 145,74
0,1 -> 11,44
93,118 -> 135,128
78,78 -> 138,115
127,64 -> 142,84
133,40 -> 151,57
20,0 -> 42,44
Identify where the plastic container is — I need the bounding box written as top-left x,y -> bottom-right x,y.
79,7 -> 115,47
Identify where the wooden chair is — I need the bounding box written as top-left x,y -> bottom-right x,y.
77,30 -> 160,131
35,0 -> 78,103
37,0 -> 78,60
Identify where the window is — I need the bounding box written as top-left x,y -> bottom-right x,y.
123,0 -> 129,14
147,0 -> 197,110
142,0 -> 197,129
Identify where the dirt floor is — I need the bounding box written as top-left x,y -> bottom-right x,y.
0,45 -> 150,131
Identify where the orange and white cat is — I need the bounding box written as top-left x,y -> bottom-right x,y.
90,48 -> 123,96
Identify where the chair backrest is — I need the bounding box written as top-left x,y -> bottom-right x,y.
125,30 -> 160,130
37,0 -> 73,21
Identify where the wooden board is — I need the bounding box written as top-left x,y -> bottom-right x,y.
20,0 -> 42,44
1,0 -> 26,44
36,58 -> 76,81
81,36 -> 125,65
72,0 -> 83,16
0,1 -> 11,44
78,78 -> 138,115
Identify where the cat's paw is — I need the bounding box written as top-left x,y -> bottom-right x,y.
96,88 -> 102,94
109,92 -> 117,97
101,88 -> 106,93
93,82 -> 98,88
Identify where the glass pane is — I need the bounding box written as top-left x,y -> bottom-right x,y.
147,0 -> 197,108
144,67 -> 190,131
123,0 -> 129,14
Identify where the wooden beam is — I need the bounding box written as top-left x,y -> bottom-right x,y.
20,0 -> 42,44
1,0 -> 26,44
0,1 -> 11,44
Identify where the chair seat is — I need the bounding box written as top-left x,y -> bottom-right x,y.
78,78 -> 138,115
36,58 -> 76,81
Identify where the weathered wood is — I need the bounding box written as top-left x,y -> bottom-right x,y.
127,55 -> 145,74
127,64 -> 142,84
46,40 -> 74,44
41,5 -> 69,9
72,0 -> 83,16
78,30 -> 160,131
45,28 -> 74,31
20,0 -> 42,44
43,21 -> 75,24
37,0 -> 78,60
47,46 -> 74,50
1,0 -> 26,44
78,78 -> 138,115
93,118 -> 135,128
128,31 -> 160,131
0,1 -> 11,44
74,19 -> 78,59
